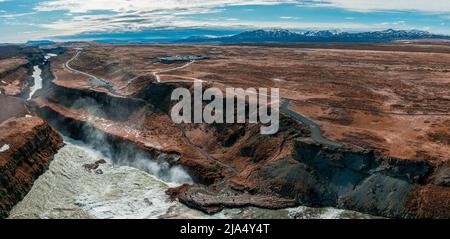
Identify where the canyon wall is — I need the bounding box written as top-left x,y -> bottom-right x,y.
258,139 -> 450,218
0,115 -> 63,218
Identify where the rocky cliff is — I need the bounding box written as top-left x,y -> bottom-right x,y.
0,112 -> 63,218
166,139 -> 450,218
0,45 -> 45,99
257,139 -> 450,218
0,45 -> 65,218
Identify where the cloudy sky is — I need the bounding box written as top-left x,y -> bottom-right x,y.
1,0 -> 450,43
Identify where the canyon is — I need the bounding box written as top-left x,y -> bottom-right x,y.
0,45 -> 64,218
0,42 -> 449,218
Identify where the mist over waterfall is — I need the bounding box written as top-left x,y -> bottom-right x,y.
117,154 -> 193,185
65,131 -> 194,186
8,144 -> 203,219
55,97 -> 194,186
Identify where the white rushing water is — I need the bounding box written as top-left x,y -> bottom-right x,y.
27,65 -> 42,100
8,143 -> 211,219
8,142 -> 376,219
28,54 -> 57,100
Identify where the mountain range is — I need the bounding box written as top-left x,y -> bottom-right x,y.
30,29 -> 450,45
176,29 -> 450,44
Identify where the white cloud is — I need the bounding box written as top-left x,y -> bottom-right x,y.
280,16 -> 300,19
33,0 -> 300,35
378,20 -> 406,26
36,0 -> 450,13
304,0 -> 450,13
29,0 -> 450,38
0,12 -> 36,18
35,0 -> 298,13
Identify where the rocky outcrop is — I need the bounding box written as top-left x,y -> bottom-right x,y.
257,139 -> 450,218
0,116 -> 63,218
168,134 -> 449,218
433,164 -> 450,187
0,94 -> 31,123
0,45 -> 46,99
47,82 -> 149,122
0,59 -> 33,98
34,96 -> 225,184
167,184 -> 296,214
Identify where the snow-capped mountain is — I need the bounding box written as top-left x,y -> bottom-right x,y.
177,29 -> 449,43
231,29 -> 300,41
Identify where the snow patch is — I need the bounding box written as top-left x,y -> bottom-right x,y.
44,53 -> 57,60
0,144 -> 10,152
272,78 -> 285,82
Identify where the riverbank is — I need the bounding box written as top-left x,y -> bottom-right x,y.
9,143 -> 375,219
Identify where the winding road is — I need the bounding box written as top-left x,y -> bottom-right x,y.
123,60 -> 198,88
65,50 -> 121,96
281,98 -> 342,148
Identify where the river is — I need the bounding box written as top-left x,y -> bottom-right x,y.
8,141 -> 375,219
27,54 -> 57,100
27,66 -> 42,100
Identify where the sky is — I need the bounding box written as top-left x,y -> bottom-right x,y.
1,0 -> 450,43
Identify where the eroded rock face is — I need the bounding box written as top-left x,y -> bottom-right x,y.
433,164 -> 450,187
167,184 -> 297,214
0,58 -> 33,98
0,46 -> 64,218
0,116 -> 63,218
257,139 -> 450,218
0,94 -> 31,123
0,45 -> 45,99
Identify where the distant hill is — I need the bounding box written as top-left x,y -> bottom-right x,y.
176,29 -> 450,43
25,40 -> 56,46
0,45 -> 41,59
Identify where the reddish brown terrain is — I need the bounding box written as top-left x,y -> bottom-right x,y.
0,114 -> 63,218
31,42 -> 448,218
0,46 -> 63,218
0,58 -> 31,96
0,45 -> 44,98
1,42 -> 449,218
49,43 -> 449,162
